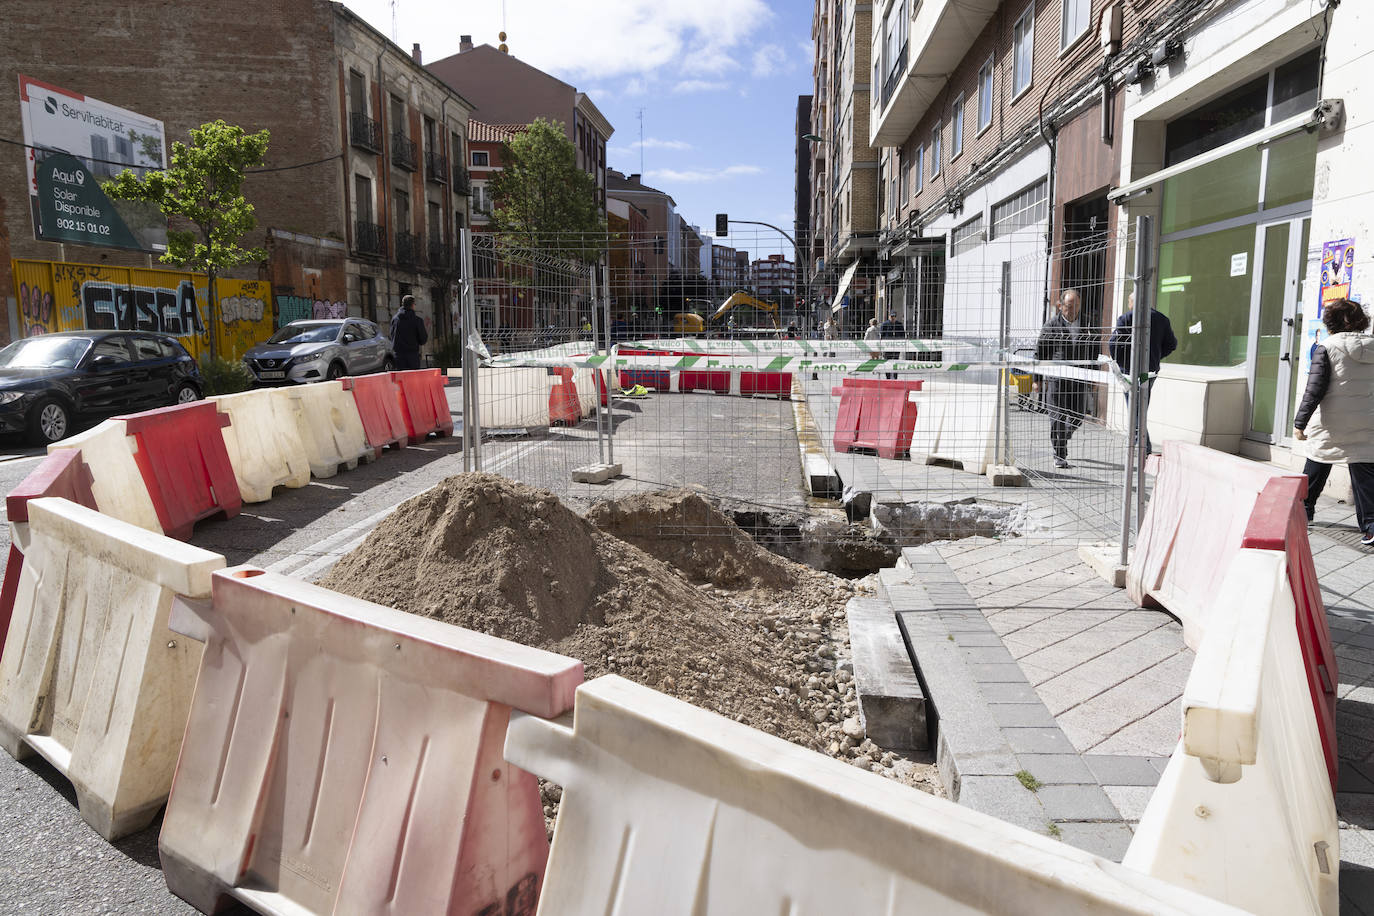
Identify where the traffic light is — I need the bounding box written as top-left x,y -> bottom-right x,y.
715,213 -> 728,236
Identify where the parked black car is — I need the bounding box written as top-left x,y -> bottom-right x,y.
0,330 -> 204,445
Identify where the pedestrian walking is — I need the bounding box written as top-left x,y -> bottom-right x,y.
823,316 -> 840,341
1109,292 -> 1177,455
1294,297 -> 1374,542
880,312 -> 904,379
863,317 -> 880,351
1036,289 -> 1098,469
390,294 -> 428,370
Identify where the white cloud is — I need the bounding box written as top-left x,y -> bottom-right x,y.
646,164 -> 764,183
611,137 -> 694,154
673,79 -> 730,94
750,43 -> 786,78
344,0 -> 774,81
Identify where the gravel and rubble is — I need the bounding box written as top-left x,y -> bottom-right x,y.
322,475 -> 942,838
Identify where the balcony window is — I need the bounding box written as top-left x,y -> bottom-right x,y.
977,59 -> 994,133
354,174 -> 373,223
1012,8 -> 1034,98
349,112 -> 381,153
951,96 -> 965,158
878,0 -> 909,109
1061,0 -> 1090,50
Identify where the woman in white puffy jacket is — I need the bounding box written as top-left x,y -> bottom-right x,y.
1294,298 -> 1374,545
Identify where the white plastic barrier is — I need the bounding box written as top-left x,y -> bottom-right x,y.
161,566 -> 583,916
450,366 -> 552,429
280,380 -> 373,478
908,380 -> 1006,475
1128,442 -> 1293,647
0,497 -> 223,839
48,418 -> 162,533
210,388 -> 312,503
506,675 -> 1249,915
573,366 -> 599,417
1124,549 -> 1339,916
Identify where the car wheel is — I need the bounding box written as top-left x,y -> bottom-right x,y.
326,361 -> 345,381
381,357 -> 395,373
28,399 -> 71,445
175,383 -> 200,404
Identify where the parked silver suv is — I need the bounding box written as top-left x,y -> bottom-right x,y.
243,319 -> 395,385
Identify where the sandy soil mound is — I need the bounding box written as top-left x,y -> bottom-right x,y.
320,473 -> 821,747
585,489 -> 797,590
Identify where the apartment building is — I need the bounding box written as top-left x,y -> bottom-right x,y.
796,94 -> 814,298
608,197 -> 652,316
752,254 -> 797,304
427,39 -> 612,213
809,0 -> 879,314
0,0 -> 472,352
607,170 -> 682,312
713,244 -> 743,290
865,0 -> 1360,470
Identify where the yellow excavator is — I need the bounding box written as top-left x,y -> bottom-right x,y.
709,291 -> 780,329
671,312 -> 705,335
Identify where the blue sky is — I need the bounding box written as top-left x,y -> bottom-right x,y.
342,0 -> 813,262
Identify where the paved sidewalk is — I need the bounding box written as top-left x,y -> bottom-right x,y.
915,494 -> 1374,914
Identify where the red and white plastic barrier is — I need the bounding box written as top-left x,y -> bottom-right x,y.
832,378 -> 923,459
392,368 -> 455,443
120,402 -> 243,539
506,675 -> 1249,915
281,380 -> 374,478
160,566 -> 583,916
0,497 -> 223,839
341,373 -> 409,456
48,418 -> 163,534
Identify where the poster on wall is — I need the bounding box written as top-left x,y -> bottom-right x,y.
18,74 -> 168,252
1319,238 -> 1355,310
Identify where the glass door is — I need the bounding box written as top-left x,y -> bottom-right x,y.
1247,217 -> 1310,441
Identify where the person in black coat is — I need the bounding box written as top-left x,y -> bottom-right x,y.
1109,292 -> 1177,455
390,294 -> 428,370
1036,289 -> 1099,468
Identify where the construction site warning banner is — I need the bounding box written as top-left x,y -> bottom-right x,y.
18,74 -> 168,252
10,259 -> 273,363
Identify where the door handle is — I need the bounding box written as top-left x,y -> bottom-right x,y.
1281,353 -> 1291,362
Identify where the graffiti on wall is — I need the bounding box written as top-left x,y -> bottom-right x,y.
10,259 -> 273,362
275,295 -> 346,325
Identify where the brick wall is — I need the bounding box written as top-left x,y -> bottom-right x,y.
0,0 -> 343,278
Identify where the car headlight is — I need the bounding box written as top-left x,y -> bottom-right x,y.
0,391 -> 27,405
295,353 -> 322,364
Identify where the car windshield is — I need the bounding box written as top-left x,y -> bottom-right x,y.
0,336 -> 92,370
266,324 -> 339,345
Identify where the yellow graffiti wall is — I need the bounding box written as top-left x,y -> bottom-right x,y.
10,259 -> 273,363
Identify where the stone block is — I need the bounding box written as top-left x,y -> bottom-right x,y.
1077,542 -> 1128,588
1082,754 -> 1164,787
1036,784 -> 1120,821
1053,821 -> 1135,862
1003,727 -> 1078,754
571,462 -> 622,483
845,597 -> 928,751
986,464 -> 1025,487
1015,753 -> 1096,786
988,703 -> 1058,729
957,775 -> 1046,834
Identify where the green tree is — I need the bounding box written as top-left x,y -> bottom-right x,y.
488,118 -> 606,330
104,120 -> 269,360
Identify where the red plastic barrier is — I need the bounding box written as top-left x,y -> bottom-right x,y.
342,373 -> 409,456
740,370 -> 793,398
831,378 -> 923,459
549,368 -> 581,426
1127,442 -> 1300,642
679,369 -> 731,393
392,369 -> 454,444
0,449 -> 97,656
120,402 -> 242,540
1241,476 -> 1339,791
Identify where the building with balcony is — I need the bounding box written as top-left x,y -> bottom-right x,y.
0,0 -> 473,354
752,254 -> 796,304
808,0 -> 879,326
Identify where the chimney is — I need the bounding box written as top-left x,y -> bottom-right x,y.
411,43 -> 422,64
459,35 -> 474,53
629,173 -> 641,185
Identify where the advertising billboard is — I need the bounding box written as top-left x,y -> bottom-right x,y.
18,75 -> 168,252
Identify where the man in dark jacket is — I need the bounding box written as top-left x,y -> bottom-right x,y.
879,312 -> 904,378
1036,289 -> 1099,468
1109,292 -> 1177,455
390,294 -> 428,369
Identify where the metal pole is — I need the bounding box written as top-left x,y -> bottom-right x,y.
1119,214 -> 1153,568
1135,217 -> 1155,528
459,227 -> 481,472
602,261 -> 615,467
590,266 -> 607,465
458,228 -> 472,473
996,260 -> 1011,466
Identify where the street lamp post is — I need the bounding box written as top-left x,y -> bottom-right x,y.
723,218 -> 808,335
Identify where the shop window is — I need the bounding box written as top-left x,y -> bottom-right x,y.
1161,147 -> 1261,235
991,180 -> 1047,238
1156,225 -> 1256,367
1164,76 -> 1267,167
1263,130 -> 1318,210
1271,49 -> 1321,123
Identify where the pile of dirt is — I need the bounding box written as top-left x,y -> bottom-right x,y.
319,473 -> 822,747
585,489 -> 797,590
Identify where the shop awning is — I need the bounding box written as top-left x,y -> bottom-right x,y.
829,261 -> 860,314
1107,110 -> 1316,204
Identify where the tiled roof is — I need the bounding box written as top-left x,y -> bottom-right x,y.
467,120 -> 526,143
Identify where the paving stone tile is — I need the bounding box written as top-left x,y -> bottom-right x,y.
1102,785 -> 1155,822
1036,784 -> 1119,821
1033,671 -> 1108,713
1053,821 -> 1135,862
988,702 -> 1058,728
1003,727 -> 1078,754
1083,754 -> 1162,786
1015,753 -> 1095,785
956,775 -> 1046,834
954,632 -> 1007,648
1058,678 -> 1182,752
978,682 -> 1042,704
1090,702 -> 1185,758
969,663 -> 1030,683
